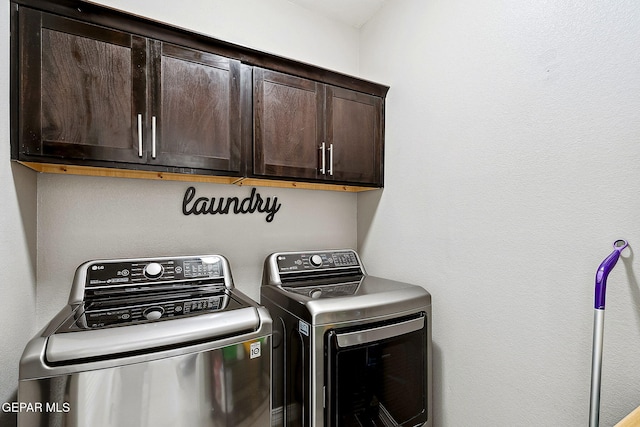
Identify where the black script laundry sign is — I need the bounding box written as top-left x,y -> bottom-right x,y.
182,187 -> 282,223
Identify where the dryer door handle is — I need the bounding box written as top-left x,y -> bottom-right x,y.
335,316 -> 424,348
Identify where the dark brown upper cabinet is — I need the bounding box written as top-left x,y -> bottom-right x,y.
150,43 -> 243,173
18,10 -> 144,164
325,86 -> 383,185
12,0 -> 388,191
254,69 -> 323,181
254,68 -> 384,187
16,7 -> 244,175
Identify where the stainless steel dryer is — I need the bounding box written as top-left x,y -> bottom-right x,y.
19,254 -> 271,427
260,249 -> 432,427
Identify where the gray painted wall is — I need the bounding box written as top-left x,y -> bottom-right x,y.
358,1 -> 640,425
0,1 -> 38,425
36,176 -> 358,324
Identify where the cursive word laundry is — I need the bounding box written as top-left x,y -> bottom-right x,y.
182,186 -> 282,223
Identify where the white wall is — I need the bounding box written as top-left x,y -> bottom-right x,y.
1,1 -> 361,425
93,0 -> 361,77
0,2 -> 38,426
358,1 -> 640,426
37,176 -> 357,324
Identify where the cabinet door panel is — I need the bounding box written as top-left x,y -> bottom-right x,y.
254,68 -> 322,179
152,43 -> 242,173
20,9 -> 145,163
326,86 -> 383,185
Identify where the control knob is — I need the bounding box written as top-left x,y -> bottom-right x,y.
309,255 -> 323,267
144,262 -> 164,279
143,307 -> 164,321
309,289 -> 323,299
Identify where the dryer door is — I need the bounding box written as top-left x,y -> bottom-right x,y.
324,314 -> 428,427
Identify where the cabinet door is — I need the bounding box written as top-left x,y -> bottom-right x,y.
19,8 -> 146,163
253,68 -> 323,180
325,86 -> 383,186
150,42 -> 243,173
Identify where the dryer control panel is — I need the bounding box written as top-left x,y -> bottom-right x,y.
276,250 -> 360,272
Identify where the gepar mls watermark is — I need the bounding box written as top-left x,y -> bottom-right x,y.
2,401 -> 70,413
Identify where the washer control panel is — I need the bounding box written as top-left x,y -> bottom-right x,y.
86,256 -> 224,287
83,295 -> 228,328
276,250 -> 360,273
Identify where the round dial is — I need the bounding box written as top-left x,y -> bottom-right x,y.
144,262 -> 164,279
143,307 -> 164,321
309,289 -> 323,299
309,255 -> 323,267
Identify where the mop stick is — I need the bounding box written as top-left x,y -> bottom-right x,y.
589,240 -> 628,427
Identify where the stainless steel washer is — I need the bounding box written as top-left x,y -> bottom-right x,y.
261,249 -> 432,427
19,254 -> 271,427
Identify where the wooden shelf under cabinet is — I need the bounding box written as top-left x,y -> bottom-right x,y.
19,162 -> 380,192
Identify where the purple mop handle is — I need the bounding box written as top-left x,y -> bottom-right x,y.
594,240 -> 628,309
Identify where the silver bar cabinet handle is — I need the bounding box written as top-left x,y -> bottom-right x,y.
319,142 -> 326,174
151,116 -> 157,159
137,114 -> 143,157
328,143 -> 334,176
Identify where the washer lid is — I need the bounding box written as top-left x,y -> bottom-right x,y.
45,306 -> 260,363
